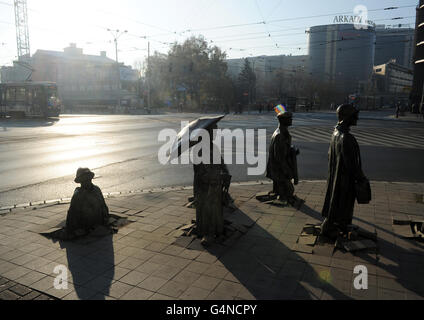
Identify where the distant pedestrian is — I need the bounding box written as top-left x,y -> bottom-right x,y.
420,102 -> 424,120
395,102 -> 400,118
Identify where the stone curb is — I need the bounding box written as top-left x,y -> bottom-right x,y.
1,179 -> 423,217
0,180 -> 274,215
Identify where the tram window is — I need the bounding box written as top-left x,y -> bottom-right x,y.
16,87 -> 26,101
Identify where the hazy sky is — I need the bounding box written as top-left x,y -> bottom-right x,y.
0,0 -> 417,67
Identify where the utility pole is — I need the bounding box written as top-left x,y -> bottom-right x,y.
147,41 -> 151,110
107,29 -> 127,63
107,29 -> 127,110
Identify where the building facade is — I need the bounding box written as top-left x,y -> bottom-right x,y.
308,24 -> 376,94
374,25 -> 415,69
226,54 -> 308,101
373,60 -> 413,102
31,44 -> 122,107
411,0 -> 424,107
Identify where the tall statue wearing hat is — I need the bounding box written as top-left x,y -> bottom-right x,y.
266,105 -> 303,208
65,168 -> 110,237
321,104 -> 369,239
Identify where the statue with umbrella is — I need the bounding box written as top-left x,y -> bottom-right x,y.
168,115 -> 231,246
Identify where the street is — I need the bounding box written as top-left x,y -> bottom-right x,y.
1,109 -> 423,207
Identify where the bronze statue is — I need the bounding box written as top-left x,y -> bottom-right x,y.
193,123 -> 230,246
321,104 -> 368,239
65,168 -> 109,237
266,110 -> 303,207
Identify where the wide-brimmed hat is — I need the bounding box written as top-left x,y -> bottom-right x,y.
337,104 -> 359,122
74,168 -> 95,183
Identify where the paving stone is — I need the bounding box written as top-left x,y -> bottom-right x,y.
135,261 -> 162,275
192,275 -> 222,291
19,291 -> 41,300
83,276 -> 114,292
179,249 -> 202,260
195,252 -> 217,264
184,261 -> 210,274
3,266 -> 32,280
206,290 -> 235,300
172,270 -> 200,286
180,286 -> 211,300
157,280 -> 188,298
0,289 -> 20,300
120,270 -> 149,286
31,276 -> 55,292
120,287 -> 154,300
152,264 -> 182,280
9,283 -> 32,296
102,281 -> 133,299
148,292 -> 175,300
138,276 -> 168,292
214,280 -> 243,297
378,287 -> 406,300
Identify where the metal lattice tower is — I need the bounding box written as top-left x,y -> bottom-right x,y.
14,0 -> 30,59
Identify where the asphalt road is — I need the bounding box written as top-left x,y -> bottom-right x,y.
1,109 -> 423,207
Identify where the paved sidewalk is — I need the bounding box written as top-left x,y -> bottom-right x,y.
0,180 -> 423,300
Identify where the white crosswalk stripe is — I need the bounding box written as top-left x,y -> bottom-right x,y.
289,127 -> 424,149
222,116 -> 423,149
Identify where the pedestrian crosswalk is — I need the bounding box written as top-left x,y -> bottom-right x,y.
223,115 -> 424,150
289,127 -> 424,150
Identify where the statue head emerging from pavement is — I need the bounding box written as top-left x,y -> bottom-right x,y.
337,104 -> 359,127
74,167 -> 95,189
277,110 -> 293,127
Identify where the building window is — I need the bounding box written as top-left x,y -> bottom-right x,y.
16,88 -> 26,101
6,88 -> 15,101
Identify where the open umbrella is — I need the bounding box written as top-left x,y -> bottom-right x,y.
168,115 -> 225,162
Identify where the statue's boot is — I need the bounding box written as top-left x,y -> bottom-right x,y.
288,195 -> 305,209
201,235 -> 211,247
320,218 -> 339,240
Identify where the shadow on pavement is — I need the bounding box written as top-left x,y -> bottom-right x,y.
352,216 -> 424,298
205,203 -> 352,300
0,117 -> 60,129
58,235 -> 115,300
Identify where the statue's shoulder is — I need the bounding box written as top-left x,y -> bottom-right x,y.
73,187 -> 82,196
92,185 -> 104,195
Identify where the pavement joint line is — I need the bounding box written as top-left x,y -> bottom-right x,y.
1,179 -> 424,216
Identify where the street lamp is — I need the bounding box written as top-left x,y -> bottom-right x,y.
107,29 -> 128,63
107,29 -> 127,110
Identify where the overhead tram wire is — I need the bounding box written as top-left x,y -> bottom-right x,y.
0,2 -> 415,62
135,6 -> 416,54
209,16 -> 416,44
203,16 -> 415,55
175,4 -> 416,34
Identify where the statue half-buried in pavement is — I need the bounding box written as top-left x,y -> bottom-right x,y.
321,104 -> 370,239
266,106 -> 303,208
193,123 -> 230,246
65,168 -> 110,238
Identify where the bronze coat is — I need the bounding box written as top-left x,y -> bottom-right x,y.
322,124 -> 364,226
66,184 -> 109,233
266,126 -> 295,182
